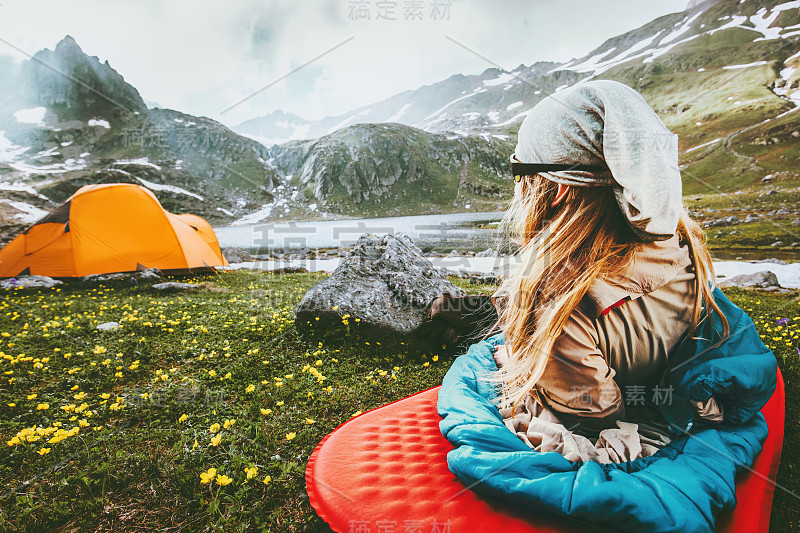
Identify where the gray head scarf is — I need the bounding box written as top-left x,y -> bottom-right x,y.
514,80 -> 682,242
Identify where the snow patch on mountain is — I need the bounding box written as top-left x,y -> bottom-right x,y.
723,61 -> 768,69
386,103 -> 412,122
422,88 -> 487,122
14,107 -> 47,126
0,199 -> 49,223
490,108 -> 535,128
644,34 -> 702,63
113,158 -> 162,170
774,64 -> 800,105
88,119 -> 111,128
660,12 -> 703,45
134,176 -> 204,200
483,72 -> 516,86
8,158 -> 87,175
684,137 -> 722,153
0,180 -> 49,199
233,204 -> 273,225
0,132 -> 31,162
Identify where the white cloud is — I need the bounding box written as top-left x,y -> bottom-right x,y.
0,0 -> 688,127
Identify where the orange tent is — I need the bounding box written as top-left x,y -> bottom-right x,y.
0,183 -> 229,278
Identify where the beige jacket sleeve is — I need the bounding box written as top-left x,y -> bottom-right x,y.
531,305 -> 625,436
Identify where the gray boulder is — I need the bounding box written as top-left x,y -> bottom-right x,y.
222,247 -> 253,263
0,275 -> 63,289
719,271 -> 781,289
294,232 -> 465,351
475,248 -> 497,258
97,322 -> 122,331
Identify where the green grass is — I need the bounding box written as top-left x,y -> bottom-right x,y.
0,272 -> 797,531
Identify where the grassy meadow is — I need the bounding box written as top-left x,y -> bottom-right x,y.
0,270 -> 798,532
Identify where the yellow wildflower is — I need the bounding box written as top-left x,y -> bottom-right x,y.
200,467 -> 217,484
215,474 -> 232,486
286,432 -> 296,441
210,434 -> 222,447
178,414 -> 188,423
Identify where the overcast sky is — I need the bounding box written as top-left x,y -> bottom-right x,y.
0,0 -> 690,127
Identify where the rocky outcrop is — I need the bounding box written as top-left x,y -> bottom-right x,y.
294,232 -> 465,352
0,275 -> 63,289
268,123 -> 513,213
704,216 -> 740,227
719,271 -> 782,290
222,247 -> 253,263
19,35 -> 147,120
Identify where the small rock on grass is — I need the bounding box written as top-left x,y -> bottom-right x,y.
97,322 -> 122,331
0,275 -> 63,289
151,282 -> 200,291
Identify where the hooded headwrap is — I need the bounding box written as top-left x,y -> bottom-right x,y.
514,80 -> 682,242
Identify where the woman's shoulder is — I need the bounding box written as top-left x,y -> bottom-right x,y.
579,234 -> 693,320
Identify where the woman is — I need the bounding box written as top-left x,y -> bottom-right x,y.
486,80 -> 730,463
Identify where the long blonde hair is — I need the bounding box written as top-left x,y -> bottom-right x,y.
481,174 -> 729,411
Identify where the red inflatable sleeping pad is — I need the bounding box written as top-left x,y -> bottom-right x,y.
306,368 -> 785,532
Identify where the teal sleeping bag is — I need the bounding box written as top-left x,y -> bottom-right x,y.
437,287 -> 777,533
